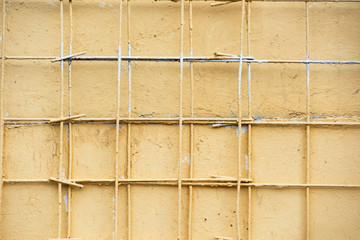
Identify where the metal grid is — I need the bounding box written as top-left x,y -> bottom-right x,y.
0,0 -> 359,240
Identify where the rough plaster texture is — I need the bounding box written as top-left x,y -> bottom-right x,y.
0,0 -> 360,240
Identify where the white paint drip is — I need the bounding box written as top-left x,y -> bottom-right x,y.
62,168 -> 66,180
46,0 -> 57,7
182,153 -> 191,166
98,1 -> 106,7
241,125 -> 248,136
245,154 -> 249,170
64,191 -> 69,212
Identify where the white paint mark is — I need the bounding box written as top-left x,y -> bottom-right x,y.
98,1 -> 106,7
182,153 -> 191,166
121,175 -> 125,179
64,191 -> 69,212
241,125 -> 248,136
113,197 -> 116,205
62,168 -> 66,180
47,0 -> 57,7
235,127 -> 239,136
245,154 -> 249,170
5,112 -> 8,116
0,36 -> 2,41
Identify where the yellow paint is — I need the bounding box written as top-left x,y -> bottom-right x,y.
1,0 -> 360,240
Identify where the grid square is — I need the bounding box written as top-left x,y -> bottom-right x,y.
192,2 -> 243,56
309,2 -> 360,60
310,65 -> 360,117
72,185 -> 114,239
4,61 -> 61,118
252,189 -> 305,240
131,62 -> 180,118
131,124 -> 190,179
131,186 -> 182,240
251,64 -> 306,119
251,2 -> 306,60
310,189 -> 360,240
4,125 -> 66,179
6,0 -> 63,56
192,188 -> 248,240
0,184 -> 64,239
193,125 -> 248,179
192,62 -> 248,118
252,126 -> 306,183
310,127 -> 360,184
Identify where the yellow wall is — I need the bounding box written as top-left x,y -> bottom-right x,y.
0,0 -> 359,240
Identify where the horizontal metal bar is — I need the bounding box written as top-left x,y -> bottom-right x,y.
2,56 -> 360,64
159,0 -> 360,2
4,117 -> 360,126
4,179 -> 360,188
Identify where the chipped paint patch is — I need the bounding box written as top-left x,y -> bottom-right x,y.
182,153 -> 191,166
98,1 -> 106,7
64,190 -> 69,212
241,125 -> 248,136
245,154 -> 249,170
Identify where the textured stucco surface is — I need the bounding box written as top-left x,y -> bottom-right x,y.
0,0 -> 360,240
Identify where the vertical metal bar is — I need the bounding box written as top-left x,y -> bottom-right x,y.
0,0 -> 6,223
178,0 -> 185,239
236,0 -> 246,239
126,0 -> 132,239
246,2 -> 252,240
67,0 -> 74,238
58,0 -> 65,238
305,2 -> 310,240
188,1 -> 194,240
115,0 -> 123,239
